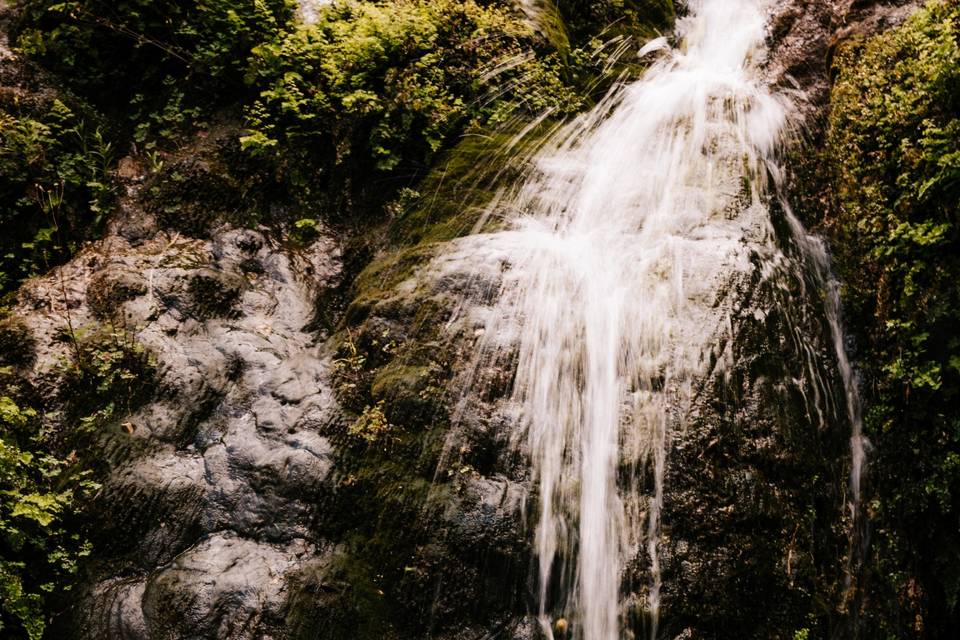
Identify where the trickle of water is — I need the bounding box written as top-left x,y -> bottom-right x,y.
781,206 -> 868,513
434,0 -> 864,638
780,198 -> 870,602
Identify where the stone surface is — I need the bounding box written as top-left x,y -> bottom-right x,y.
12,180 -> 345,636
3,1 -> 931,638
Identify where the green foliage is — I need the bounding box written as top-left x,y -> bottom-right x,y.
0,95 -> 114,294
0,320 -> 155,636
242,0 -> 582,200
348,401 -> 392,444
831,0 -> 960,392
0,312 -> 152,640
14,0 -> 295,134
828,0 -> 960,633
12,0 -> 595,229
0,393 -> 97,639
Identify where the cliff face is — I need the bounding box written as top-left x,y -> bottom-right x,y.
12,183 -> 345,637
1,1 -> 950,639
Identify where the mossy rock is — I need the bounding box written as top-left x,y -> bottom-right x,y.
0,314 -> 36,369
86,268 -> 149,320
370,361 -> 446,427
284,550 -> 399,640
146,154 -> 246,238
345,246 -> 436,326
388,121 -> 557,247
187,269 -> 244,321
56,327 -> 157,432
558,0 -> 675,47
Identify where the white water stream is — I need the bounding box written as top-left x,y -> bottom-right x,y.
435,0 -> 865,637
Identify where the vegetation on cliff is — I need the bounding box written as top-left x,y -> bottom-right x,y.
0,88 -> 113,294
8,0 -> 959,637
14,0 -> 295,128
1,0 -> 614,293
0,1 -> 675,637
0,320 -> 153,638
0,378 -> 94,640
828,0 -> 960,634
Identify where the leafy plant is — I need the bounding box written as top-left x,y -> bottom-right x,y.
348,401 -> 393,444
14,0 -> 296,113
0,394 -> 97,639
0,97 -> 115,294
828,0 -> 960,633
241,0 -> 581,208
57,328 -> 155,433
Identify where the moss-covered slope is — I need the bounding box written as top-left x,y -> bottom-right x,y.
825,2 -> 960,635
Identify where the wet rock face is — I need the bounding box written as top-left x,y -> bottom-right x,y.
656,254 -> 853,639
324,211 -> 854,640
308,243 -> 537,640
2,2 -> 930,638
13,197 -> 344,637
319,4 -> 935,638
764,0 -> 923,108
15,200 -> 854,639
93,534 -> 321,640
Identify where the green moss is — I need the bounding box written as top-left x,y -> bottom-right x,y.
318,407 -> 453,635
57,327 -> 156,437
388,122 -> 554,245
0,317 -> 35,370
370,361 -> 446,427
341,243 -> 438,330
86,271 -> 147,320
559,0 -> 675,44
324,243 -> 465,636
284,548 -> 400,640
522,0 -> 572,55
827,1 -> 960,633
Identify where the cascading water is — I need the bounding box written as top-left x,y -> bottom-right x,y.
435,0 -> 865,637
781,198 -> 870,603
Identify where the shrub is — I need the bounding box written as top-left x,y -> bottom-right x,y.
13,0 -> 588,227
0,322 -> 155,636
14,0 -> 295,96
241,0 -> 581,209
14,0 -> 296,139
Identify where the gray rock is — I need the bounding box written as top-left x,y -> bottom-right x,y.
14,203 -> 344,638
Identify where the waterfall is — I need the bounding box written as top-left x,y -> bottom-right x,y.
434,0 -> 865,637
